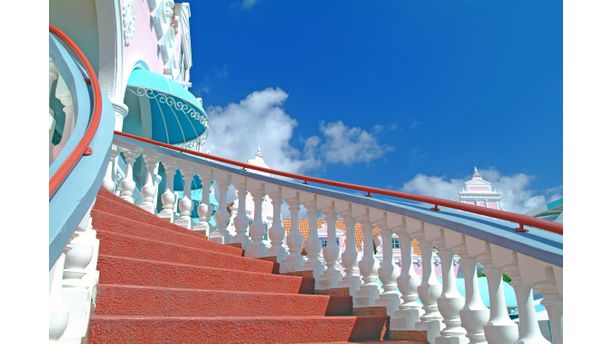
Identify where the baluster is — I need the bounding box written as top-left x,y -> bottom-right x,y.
391,224 -> 423,331
266,185 -> 288,263
159,160 -> 177,222
102,147 -> 119,192
483,264 -> 519,343
415,239 -> 444,342
192,170 -> 211,236
119,150 -> 138,204
319,204 -> 342,289
231,176 -> 251,249
459,255 -> 489,343
508,269 -> 549,343
176,168 -> 193,229
535,269 -> 562,344
338,207 -> 362,295
354,210 -> 381,307
282,196 -> 305,273
302,199 -> 325,278
436,247 -> 468,343
140,154 -> 159,214
375,224 -> 401,314
246,183 -> 268,258
213,172 -> 232,243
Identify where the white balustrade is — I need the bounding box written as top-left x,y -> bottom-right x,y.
231,176 -> 251,248
140,154 -> 158,213
415,237 -> 444,342
176,168 -> 194,229
246,183 -> 268,258
266,185 -> 288,263
436,247 -> 468,343
102,147 -> 119,193
212,172 -> 231,243
354,210 -> 381,307
374,223 -> 401,314
282,195 -> 305,273
119,150 -> 138,204
337,207 -> 362,295
159,160 -> 177,222
319,205 -> 342,289
192,170 -> 211,236
302,199 -> 325,279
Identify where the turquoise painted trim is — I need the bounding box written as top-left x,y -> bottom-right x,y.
49,34 -> 92,177
113,134 -> 563,267
127,69 -> 203,112
49,95 -> 115,270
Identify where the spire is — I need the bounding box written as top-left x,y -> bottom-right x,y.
473,166 -> 480,177
256,146 -> 263,158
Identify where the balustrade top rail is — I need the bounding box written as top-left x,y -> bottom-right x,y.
114,131 -> 563,236
49,25 -> 102,198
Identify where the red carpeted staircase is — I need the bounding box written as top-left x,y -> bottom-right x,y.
86,189 -> 390,343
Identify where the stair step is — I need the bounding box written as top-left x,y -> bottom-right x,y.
92,209 -> 243,256
95,284 -> 352,317
97,231 -> 276,273
87,315 -> 389,343
95,189 -> 211,240
97,255 -> 313,294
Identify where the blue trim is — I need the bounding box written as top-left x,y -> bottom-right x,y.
49,95 -> 115,270
49,34 -> 92,177
113,134 -> 563,267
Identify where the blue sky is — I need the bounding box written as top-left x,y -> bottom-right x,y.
187,0 -> 562,213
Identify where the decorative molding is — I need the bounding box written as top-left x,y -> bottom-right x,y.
122,0 -> 136,46
128,87 -> 208,125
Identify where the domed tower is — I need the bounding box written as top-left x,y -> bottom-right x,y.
459,167 -> 503,210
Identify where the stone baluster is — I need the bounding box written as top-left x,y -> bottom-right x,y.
140,154 -> 159,214
266,185 -> 289,263
192,170 -> 211,236
282,196 -> 305,273
535,269 -> 562,344
302,199 -> 325,279
231,176 -> 251,249
119,150 -> 138,204
435,246 -> 468,343
415,238 -> 444,342
354,210 -> 381,307
159,160 -> 177,222
507,267 -> 549,343
102,147 -> 119,192
49,252 -> 69,341
319,204 -> 342,289
246,183 -> 268,258
391,224 -> 423,331
176,168 -> 193,229
458,255 -> 489,343
375,224 -> 401,315
337,207 -> 362,295
213,172 -> 232,243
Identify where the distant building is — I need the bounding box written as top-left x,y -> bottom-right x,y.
459,167 -> 503,210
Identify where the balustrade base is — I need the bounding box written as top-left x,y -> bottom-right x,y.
353,284 -> 382,307
391,308 -> 422,331
175,218 -> 192,230
416,319 -> 443,344
158,211 -> 175,223
337,275 -> 362,296
375,292 -> 402,315
317,270 -> 343,290
208,231 -> 224,244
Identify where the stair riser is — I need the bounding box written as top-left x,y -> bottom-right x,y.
97,231 -> 274,273
95,285 -> 352,317
98,255 -> 310,293
88,316 -> 388,343
92,210 -> 242,256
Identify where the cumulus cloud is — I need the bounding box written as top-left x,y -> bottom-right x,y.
242,0 -> 257,9
202,88 -> 389,174
401,168 -> 558,213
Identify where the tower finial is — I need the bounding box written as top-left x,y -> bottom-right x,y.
256,146 -> 263,158
474,166 -> 480,176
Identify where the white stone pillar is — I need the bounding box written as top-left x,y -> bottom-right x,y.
375,228 -> 401,315
102,147 -> 119,192
302,200 -> 325,278
111,102 -> 129,132
246,184 -> 268,258
159,160 -> 177,223
192,172 -> 210,236
267,185 -> 289,263
483,265 -> 519,343
119,150 -> 138,204
536,276 -> 562,344
282,197 -> 305,273
354,213 -> 381,307
176,168 -> 193,229
213,173 -> 232,243
459,256 -> 489,343
319,206 -> 342,289
140,154 -> 158,214
391,230 -> 423,330
415,240 -> 444,343
435,247 -> 468,343
231,177 -> 251,248
338,209 -> 362,295
511,277 -> 550,344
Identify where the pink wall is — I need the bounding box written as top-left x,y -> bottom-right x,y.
122,0 -> 165,74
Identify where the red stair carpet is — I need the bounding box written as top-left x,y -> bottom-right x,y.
86,188 -> 391,343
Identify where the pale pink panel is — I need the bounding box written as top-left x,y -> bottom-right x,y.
122,0 -> 164,74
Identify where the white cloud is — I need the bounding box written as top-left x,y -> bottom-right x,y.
318,121 -> 393,165
242,0 -> 257,9
401,168 -> 557,213
203,88 -> 390,173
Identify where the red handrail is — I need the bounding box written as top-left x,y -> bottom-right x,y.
49,25 -> 103,198
114,131 -> 563,235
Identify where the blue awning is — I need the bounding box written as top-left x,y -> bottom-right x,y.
126,69 -> 208,144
